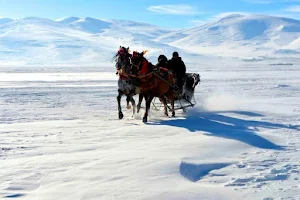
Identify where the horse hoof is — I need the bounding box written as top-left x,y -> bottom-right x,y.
137,105 -> 141,113
126,105 -> 131,110
172,113 -> 175,117
119,112 -> 124,119
164,112 -> 168,117
142,117 -> 147,123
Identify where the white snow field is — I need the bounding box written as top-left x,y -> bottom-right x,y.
0,14 -> 300,200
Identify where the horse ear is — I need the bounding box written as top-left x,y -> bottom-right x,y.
142,50 -> 148,55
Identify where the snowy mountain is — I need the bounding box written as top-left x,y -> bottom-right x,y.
0,14 -> 300,66
0,18 -> 14,24
56,17 -> 111,33
157,14 -> 300,58
0,17 -> 174,66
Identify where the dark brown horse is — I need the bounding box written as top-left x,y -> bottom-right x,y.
131,51 -> 177,122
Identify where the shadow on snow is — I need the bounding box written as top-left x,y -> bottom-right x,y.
152,110 -> 298,150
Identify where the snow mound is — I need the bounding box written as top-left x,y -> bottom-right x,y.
55,17 -> 80,24
180,162 -> 232,182
59,17 -> 111,33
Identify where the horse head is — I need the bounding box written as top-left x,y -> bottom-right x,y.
113,46 -> 131,64
131,50 -> 149,75
118,46 -> 130,56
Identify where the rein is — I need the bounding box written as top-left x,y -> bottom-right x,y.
125,71 -> 177,90
131,61 -> 141,70
131,60 -> 142,74
153,72 -> 176,90
126,71 -> 154,79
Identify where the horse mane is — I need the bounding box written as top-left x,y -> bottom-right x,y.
111,53 -> 119,63
111,46 -> 130,62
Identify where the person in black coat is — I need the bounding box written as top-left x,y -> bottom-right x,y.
168,52 -> 186,93
156,55 -> 168,68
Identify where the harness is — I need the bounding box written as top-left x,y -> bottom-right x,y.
126,69 -> 176,91
117,55 -> 131,80
129,53 -> 180,94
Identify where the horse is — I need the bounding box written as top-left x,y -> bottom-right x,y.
113,47 -> 138,119
131,51 -> 177,122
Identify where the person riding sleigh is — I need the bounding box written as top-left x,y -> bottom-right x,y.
167,52 -> 186,94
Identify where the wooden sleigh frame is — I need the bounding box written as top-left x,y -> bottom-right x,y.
151,90 -> 197,112
151,72 -> 200,112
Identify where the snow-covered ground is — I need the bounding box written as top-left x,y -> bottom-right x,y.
0,56 -> 299,199
0,12 -> 300,200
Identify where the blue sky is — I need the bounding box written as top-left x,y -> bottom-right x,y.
1,0 -> 300,28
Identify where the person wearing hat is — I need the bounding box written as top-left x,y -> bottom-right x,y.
168,51 -> 186,93
153,54 -> 168,71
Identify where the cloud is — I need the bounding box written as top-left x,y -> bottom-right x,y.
283,5 -> 300,12
243,0 -> 300,4
147,4 -> 201,15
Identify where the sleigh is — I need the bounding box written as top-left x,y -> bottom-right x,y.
151,73 -> 201,111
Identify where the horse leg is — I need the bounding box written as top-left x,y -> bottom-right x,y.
171,98 -> 175,117
126,95 -> 131,109
159,97 -> 168,116
143,94 -> 153,123
137,93 -> 143,113
117,90 -> 124,119
130,96 -> 136,117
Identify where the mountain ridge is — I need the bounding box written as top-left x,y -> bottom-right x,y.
0,14 -> 299,66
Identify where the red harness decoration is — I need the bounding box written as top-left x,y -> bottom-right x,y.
119,73 -> 129,80
139,59 -> 149,76
160,67 -> 168,73
131,51 -> 157,90
159,67 -> 176,85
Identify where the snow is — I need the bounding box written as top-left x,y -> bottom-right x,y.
161,14 -> 300,58
58,17 -> 111,34
0,16 -> 177,66
1,14 -> 299,66
1,57 -> 300,199
0,14 -> 300,200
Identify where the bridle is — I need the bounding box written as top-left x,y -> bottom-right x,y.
131,56 -> 143,73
